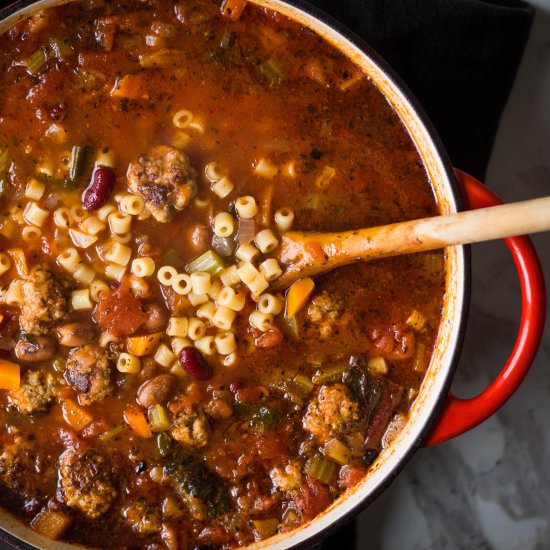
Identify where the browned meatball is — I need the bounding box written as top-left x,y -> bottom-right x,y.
7,370 -> 55,414
0,441 -> 34,495
64,344 -> 113,405
302,383 -> 360,445
58,448 -> 116,518
20,266 -> 71,335
127,145 -> 197,222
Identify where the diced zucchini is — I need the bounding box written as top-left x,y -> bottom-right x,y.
406,309 -> 426,332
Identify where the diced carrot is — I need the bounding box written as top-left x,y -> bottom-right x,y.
285,277 -> 314,318
0,359 -> 20,390
124,406 -> 153,438
221,0 -> 247,20
110,72 -> 149,99
7,248 -> 28,278
126,332 -> 164,356
31,508 -> 71,540
61,399 -> 94,432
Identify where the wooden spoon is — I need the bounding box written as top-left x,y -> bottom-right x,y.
273,196 -> 550,289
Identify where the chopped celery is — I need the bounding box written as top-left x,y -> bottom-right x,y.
259,57 -> 285,83
312,363 -> 348,385
305,454 -> 337,484
69,145 -> 89,181
292,374 -> 314,397
156,432 -> 173,457
323,438 -> 351,465
0,150 -> 8,175
49,37 -> 73,59
303,193 -> 321,210
24,47 -> 49,75
99,424 -> 126,441
148,404 -> 171,432
219,29 -> 234,50
52,357 -> 66,373
185,249 -> 225,276
367,356 -> 388,375
280,314 -> 299,340
74,68 -> 107,92
412,341 -> 427,373
47,177 -> 78,190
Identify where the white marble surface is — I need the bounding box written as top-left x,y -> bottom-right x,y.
355,1 -> 550,548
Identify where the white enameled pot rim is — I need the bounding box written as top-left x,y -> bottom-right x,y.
0,1 -> 470,549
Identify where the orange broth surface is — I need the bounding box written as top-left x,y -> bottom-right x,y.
0,1 -> 445,548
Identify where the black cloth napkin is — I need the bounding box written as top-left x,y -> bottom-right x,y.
308,1 -> 534,548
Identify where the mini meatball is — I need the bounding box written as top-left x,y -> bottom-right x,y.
305,291 -> 343,340
58,448 -> 116,518
7,370 -> 55,414
20,266 -> 71,335
170,409 -> 209,448
121,499 -> 162,535
0,441 -> 34,495
64,344 -> 113,405
127,145 -> 197,222
270,460 -> 303,492
302,383 -> 360,445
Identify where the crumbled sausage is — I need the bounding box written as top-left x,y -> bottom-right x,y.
127,145 -> 197,222
7,370 -> 55,415
170,409 -> 209,448
269,460 -> 303,492
58,448 -> 116,519
304,291 -> 343,340
302,383 -> 360,445
64,344 -> 113,405
20,266 -> 71,335
121,499 -> 162,535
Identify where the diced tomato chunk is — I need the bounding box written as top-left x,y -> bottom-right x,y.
294,476 -> 332,521
338,464 -> 367,490
93,277 -> 148,337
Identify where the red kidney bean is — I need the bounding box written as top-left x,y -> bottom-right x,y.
179,347 -> 212,381
82,166 -> 115,212
48,103 -> 66,121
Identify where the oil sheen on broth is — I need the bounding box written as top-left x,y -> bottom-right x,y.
0,0 -> 445,548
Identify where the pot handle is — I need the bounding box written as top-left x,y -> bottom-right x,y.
425,169 -> 546,446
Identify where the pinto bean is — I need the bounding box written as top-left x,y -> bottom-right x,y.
57,322 -> 95,347
15,336 -> 55,362
137,375 -> 174,408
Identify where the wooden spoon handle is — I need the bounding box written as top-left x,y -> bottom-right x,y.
276,196 -> 550,287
